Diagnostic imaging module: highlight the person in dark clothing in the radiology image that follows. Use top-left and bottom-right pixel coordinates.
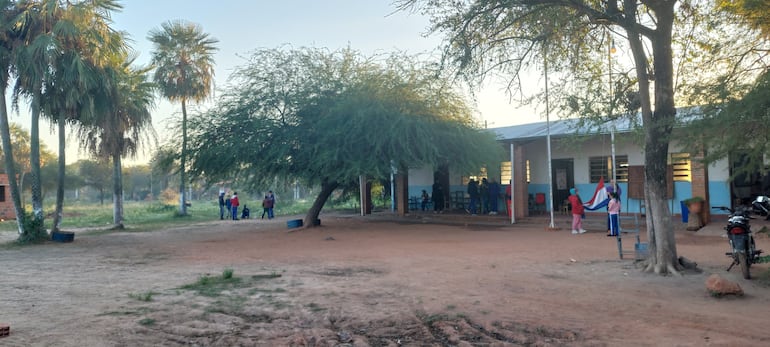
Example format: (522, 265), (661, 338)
(421, 189), (430, 211)
(467, 178), (479, 215)
(488, 179), (500, 215)
(241, 205), (250, 219)
(431, 182), (444, 213)
(261, 195), (274, 219)
(218, 190), (226, 220)
(479, 178), (489, 214)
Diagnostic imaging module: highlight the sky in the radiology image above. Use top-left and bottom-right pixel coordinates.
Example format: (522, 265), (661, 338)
(9, 0), (543, 165)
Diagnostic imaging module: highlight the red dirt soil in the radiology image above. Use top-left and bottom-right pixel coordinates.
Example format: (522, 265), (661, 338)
(1, 211), (769, 346)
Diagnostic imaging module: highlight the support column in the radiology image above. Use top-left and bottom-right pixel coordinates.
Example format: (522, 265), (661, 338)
(513, 144), (528, 219)
(396, 170), (409, 216)
(691, 149), (710, 225)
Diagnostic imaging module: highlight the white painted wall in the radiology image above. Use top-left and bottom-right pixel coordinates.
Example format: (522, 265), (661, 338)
(409, 167), (434, 186)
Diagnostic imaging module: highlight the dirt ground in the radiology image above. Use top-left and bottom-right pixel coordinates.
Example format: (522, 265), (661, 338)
(1, 211), (769, 346)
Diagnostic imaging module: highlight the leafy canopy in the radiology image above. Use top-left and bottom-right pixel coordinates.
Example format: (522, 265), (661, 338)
(186, 47), (502, 190)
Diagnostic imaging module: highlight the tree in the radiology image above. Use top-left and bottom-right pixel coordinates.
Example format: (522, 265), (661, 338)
(148, 20), (217, 216)
(77, 159), (111, 205)
(679, 2), (770, 174)
(717, 0), (770, 38)
(79, 56), (156, 229)
(186, 47), (503, 227)
(0, 124), (31, 197)
(398, 0), (769, 274)
(8, 0), (62, 234)
(0, 0), (25, 235)
(42, 0), (125, 232)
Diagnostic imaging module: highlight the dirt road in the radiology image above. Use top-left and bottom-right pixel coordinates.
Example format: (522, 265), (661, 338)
(1, 213), (768, 346)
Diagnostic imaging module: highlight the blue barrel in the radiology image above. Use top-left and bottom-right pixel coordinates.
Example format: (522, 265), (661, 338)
(680, 201), (689, 223)
(51, 231), (74, 243)
(287, 219), (303, 229)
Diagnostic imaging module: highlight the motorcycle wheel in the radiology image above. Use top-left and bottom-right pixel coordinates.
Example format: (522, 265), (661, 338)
(738, 253), (751, 279)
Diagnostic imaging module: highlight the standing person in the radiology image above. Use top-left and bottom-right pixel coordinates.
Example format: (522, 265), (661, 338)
(267, 190), (276, 219)
(218, 190), (226, 220)
(261, 195), (272, 219)
(431, 182), (444, 213)
(421, 189), (430, 211)
(479, 178), (489, 214)
(568, 188), (586, 234)
(488, 179), (500, 215)
(607, 192), (621, 236)
(606, 180), (622, 233)
(230, 192), (240, 220)
(505, 180), (512, 217)
(225, 195), (232, 216)
(467, 178), (479, 215)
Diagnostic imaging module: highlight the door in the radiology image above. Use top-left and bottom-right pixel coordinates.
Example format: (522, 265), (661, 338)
(552, 159), (574, 211)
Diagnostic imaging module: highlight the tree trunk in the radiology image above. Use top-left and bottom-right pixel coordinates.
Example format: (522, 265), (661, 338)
(304, 181), (338, 228)
(52, 114), (66, 232)
(634, 1), (680, 275)
(0, 83), (26, 234)
(179, 98), (188, 215)
(112, 153), (124, 229)
(30, 89), (44, 227)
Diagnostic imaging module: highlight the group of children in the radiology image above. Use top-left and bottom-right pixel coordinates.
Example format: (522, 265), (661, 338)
(218, 190), (276, 220)
(568, 186), (621, 236)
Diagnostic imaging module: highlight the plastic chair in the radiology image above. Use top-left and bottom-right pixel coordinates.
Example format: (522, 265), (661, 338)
(535, 193), (546, 214)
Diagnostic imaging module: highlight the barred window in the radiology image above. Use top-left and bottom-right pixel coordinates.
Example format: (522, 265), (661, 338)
(669, 153), (691, 182)
(500, 160), (530, 184)
(589, 155), (629, 183)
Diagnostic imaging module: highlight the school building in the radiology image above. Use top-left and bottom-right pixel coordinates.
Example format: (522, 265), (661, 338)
(405, 115), (741, 224)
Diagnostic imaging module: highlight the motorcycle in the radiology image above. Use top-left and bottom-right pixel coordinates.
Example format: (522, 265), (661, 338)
(751, 195), (770, 219)
(713, 206), (763, 279)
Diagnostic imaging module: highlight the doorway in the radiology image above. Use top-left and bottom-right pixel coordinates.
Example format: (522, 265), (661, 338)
(552, 159), (574, 211)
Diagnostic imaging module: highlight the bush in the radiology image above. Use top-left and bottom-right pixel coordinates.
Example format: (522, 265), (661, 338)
(16, 212), (48, 244)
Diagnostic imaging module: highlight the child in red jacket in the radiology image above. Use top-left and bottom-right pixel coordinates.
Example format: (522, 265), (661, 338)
(568, 188), (586, 234)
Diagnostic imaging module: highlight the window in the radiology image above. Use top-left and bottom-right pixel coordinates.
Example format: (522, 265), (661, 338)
(500, 161), (511, 184)
(500, 160), (530, 184)
(0, 185), (4, 202)
(589, 155), (629, 183)
(669, 153), (691, 182)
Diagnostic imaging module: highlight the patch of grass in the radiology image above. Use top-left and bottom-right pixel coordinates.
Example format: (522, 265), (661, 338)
(207, 295), (249, 315)
(180, 270), (282, 297)
(181, 273), (243, 297)
(307, 302), (326, 312)
(446, 304), (457, 310)
(138, 318), (156, 326)
(128, 291), (158, 302)
(97, 307), (154, 316)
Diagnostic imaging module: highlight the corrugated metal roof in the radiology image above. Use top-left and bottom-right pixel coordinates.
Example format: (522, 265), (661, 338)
(488, 107), (701, 141)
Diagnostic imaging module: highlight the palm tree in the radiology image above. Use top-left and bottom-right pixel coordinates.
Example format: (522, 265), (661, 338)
(148, 20), (217, 215)
(41, 0), (125, 232)
(0, 0), (26, 235)
(10, 0), (61, 229)
(79, 55), (156, 228)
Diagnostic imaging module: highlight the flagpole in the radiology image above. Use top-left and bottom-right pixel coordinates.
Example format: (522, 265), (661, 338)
(609, 34), (617, 192)
(510, 142), (515, 224)
(544, 41), (555, 229)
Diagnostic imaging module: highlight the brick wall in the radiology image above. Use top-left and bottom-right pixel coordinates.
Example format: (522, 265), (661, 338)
(514, 144), (528, 219)
(0, 174), (14, 220)
(690, 149), (710, 224)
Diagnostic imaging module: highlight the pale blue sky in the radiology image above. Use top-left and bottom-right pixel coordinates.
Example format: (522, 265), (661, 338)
(12, 1), (541, 164)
